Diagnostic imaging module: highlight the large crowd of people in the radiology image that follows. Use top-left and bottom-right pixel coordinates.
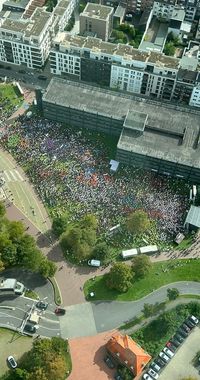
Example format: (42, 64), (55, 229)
(1, 115), (190, 243)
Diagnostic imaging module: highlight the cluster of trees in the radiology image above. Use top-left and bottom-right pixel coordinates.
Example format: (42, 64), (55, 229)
(0, 202), (56, 277)
(126, 210), (150, 235)
(3, 337), (71, 380)
(112, 23), (143, 48)
(106, 254), (152, 293)
(45, 0), (57, 12)
(164, 32), (181, 56)
(65, 13), (75, 32)
(55, 214), (112, 263)
(132, 302), (200, 356)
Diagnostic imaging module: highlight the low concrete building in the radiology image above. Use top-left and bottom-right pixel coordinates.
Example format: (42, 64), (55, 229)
(42, 78), (200, 182)
(79, 3), (114, 41)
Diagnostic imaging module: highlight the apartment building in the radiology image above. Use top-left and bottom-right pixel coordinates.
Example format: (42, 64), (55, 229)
(53, 0), (78, 32)
(79, 3), (114, 41)
(0, 8), (54, 68)
(153, 0), (198, 21)
(50, 32), (198, 103)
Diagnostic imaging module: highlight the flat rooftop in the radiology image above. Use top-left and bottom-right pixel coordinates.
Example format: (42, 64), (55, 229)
(43, 78), (200, 168)
(0, 8), (52, 37)
(53, 32), (179, 69)
(80, 3), (113, 20)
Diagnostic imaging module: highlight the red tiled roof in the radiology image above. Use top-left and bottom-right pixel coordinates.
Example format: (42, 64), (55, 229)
(106, 334), (151, 376)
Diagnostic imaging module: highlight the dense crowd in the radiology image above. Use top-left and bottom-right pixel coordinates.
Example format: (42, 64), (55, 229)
(1, 116), (190, 242)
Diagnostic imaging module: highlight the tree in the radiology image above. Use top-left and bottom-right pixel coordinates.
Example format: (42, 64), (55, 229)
(0, 201), (6, 217)
(8, 220), (25, 242)
(92, 242), (111, 263)
(0, 259), (4, 272)
(106, 263), (133, 293)
(1, 241), (17, 266)
(39, 258), (57, 278)
(52, 215), (68, 237)
(164, 42), (175, 56)
(126, 210), (150, 235)
(167, 288), (180, 301)
(80, 214), (98, 230)
(132, 254), (152, 278)
(142, 303), (155, 317)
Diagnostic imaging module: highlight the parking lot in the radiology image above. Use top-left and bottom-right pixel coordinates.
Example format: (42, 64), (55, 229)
(159, 326), (200, 380)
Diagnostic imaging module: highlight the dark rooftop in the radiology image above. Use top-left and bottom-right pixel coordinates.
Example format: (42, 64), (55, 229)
(43, 78), (200, 169)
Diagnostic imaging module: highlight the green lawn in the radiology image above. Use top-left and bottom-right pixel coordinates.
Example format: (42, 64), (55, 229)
(84, 259), (200, 301)
(0, 328), (32, 377)
(0, 83), (23, 114)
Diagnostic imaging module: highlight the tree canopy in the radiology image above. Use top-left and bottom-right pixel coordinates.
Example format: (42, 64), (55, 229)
(132, 254), (152, 278)
(52, 215), (69, 237)
(167, 287), (180, 301)
(3, 337), (71, 380)
(106, 262), (133, 293)
(126, 210), (150, 235)
(0, 202), (56, 277)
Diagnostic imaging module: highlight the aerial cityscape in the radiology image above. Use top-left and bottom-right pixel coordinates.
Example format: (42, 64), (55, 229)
(0, 0), (200, 379)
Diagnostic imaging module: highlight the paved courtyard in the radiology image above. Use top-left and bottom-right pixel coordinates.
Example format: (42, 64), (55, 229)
(68, 330), (118, 380)
(159, 326), (200, 380)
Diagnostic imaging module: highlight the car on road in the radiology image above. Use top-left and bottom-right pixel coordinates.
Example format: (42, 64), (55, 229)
(24, 322), (36, 334)
(55, 307), (66, 316)
(189, 315), (199, 325)
(143, 374), (153, 380)
(150, 361), (161, 373)
(147, 368), (159, 379)
(159, 351), (170, 363)
(163, 347), (174, 358)
(38, 75), (47, 80)
(36, 301), (48, 310)
(155, 357), (166, 368)
(104, 356), (115, 369)
(7, 356), (17, 369)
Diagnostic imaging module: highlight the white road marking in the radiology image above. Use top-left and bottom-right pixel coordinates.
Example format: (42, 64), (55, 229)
(14, 169), (24, 181)
(3, 171), (11, 181)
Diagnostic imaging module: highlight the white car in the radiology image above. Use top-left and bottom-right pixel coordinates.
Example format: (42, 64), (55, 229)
(143, 374), (153, 380)
(7, 356), (17, 369)
(148, 368), (159, 379)
(159, 351), (170, 362)
(163, 347), (174, 358)
(190, 315), (199, 325)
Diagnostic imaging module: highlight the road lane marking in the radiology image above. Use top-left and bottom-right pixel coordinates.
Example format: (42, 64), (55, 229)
(14, 169), (24, 181)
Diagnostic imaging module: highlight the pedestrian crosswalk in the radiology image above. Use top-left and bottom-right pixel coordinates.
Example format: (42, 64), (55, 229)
(1, 169), (24, 182)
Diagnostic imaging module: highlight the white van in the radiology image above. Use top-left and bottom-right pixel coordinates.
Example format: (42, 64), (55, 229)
(139, 245), (158, 255)
(121, 249), (138, 260)
(88, 259), (101, 267)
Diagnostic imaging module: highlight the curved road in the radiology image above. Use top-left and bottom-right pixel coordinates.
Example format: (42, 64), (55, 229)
(59, 281), (200, 338)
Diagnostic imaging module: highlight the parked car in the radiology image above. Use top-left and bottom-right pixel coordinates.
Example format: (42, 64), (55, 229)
(174, 334), (184, 343)
(148, 368), (159, 379)
(7, 356), (17, 369)
(159, 352), (170, 363)
(36, 301), (48, 310)
(189, 315), (199, 325)
(166, 342), (177, 352)
(24, 323), (36, 334)
(178, 328), (188, 338)
(170, 338), (181, 347)
(55, 307), (66, 316)
(181, 323), (191, 333)
(155, 357), (166, 368)
(143, 374), (153, 380)
(150, 361), (161, 373)
(104, 356), (115, 369)
(185, 319), (195, 328)
(163, 347), (174, 358)
(19, 70), (26, 74)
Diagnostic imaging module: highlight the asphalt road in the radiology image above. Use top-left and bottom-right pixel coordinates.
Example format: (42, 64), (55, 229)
(60, 281), (200, 338)
(0, 270), (61, 337)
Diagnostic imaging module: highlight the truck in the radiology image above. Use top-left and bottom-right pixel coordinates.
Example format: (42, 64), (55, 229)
(121, 248), (138, 260)
(0, 278), (25, 295)
(139, 245), (158, 255)
(88, 259), (101, 267)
